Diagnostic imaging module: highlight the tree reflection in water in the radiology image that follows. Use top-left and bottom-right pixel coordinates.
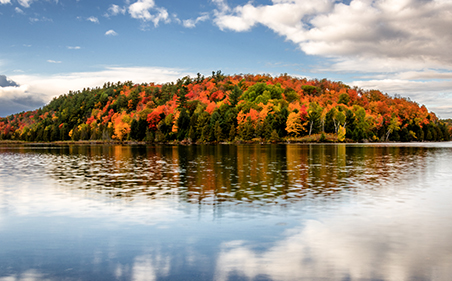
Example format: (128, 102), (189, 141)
(1, 143), (451, 281)
(21, 144), (432, 205)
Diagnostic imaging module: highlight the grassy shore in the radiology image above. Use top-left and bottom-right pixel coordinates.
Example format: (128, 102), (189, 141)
(0, 133), (359, 145)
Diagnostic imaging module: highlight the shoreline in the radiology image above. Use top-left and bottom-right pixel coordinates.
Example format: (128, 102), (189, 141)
(0, 139), (443, 146)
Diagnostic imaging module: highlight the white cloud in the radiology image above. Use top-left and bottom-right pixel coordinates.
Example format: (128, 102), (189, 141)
(396, 70), (452, 81)
(128, 0), (169, 26)
(172, 13), (181, 25)
(106, 4), (126, 16)
(105, 29), (118, 36)
(87, 16), (99, 23)
(183, 13), (209, 28)
(129, 0), (155, 19)
(0, 0), (11, 4)
(15, 7), (24, 14)
(213, 0), (452, 71)
(212, 0), (229, 13)
(214, 0), (332, 32)
(67, 46), (81, 50)
(0, 84), (46, 116)
(18, 0), (33, 8)
(47, 59), (61, 63)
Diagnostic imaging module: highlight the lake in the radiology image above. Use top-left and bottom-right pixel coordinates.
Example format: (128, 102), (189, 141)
(1, 143), (452, 281)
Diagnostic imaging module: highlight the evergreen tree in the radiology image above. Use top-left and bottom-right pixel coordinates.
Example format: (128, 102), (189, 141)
(130, 119), (139, 140)
(137, 118), (148, 141)
(214, 120), (223, 141)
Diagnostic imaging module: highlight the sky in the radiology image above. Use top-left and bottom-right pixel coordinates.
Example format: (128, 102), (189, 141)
(1, 0), (452, 118)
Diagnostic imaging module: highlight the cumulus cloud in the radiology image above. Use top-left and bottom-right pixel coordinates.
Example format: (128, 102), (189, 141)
(67, 46), (81, 50)
(0, 66), (191, 116)
(183, 13), (209, 28)
(87, 16), (99, 23)
(0, 0), (11, 4)
(0, 91), (46, 117)
(128, 0), (169, 26)
(0, 75), (19, 87)
(105, 29), (118, 36)
(47, 59), (61, 63)
(0, 76), (46, 116)
(106, 4), (126, 16)
(0, 77), (35, 117)
(129, 0), (155, 19)
(104, 0), (170, 27)
(15, 7), (24, 14)
(213, 0), (452, 71)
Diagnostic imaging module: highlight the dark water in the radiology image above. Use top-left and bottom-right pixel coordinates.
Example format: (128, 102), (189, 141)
(1, 143), (452, 281)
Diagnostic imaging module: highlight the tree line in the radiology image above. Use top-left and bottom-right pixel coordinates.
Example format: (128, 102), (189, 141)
(0, 71), (450, 143)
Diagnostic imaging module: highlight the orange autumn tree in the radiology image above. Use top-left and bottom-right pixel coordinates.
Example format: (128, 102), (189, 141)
(111, 111), (131, 141)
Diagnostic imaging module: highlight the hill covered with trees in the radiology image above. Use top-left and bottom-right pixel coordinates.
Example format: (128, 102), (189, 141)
(0, 72), (450, 143)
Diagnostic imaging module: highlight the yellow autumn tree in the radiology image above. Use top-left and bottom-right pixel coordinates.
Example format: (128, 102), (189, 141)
(286, 112), (304, 137)
(338, 125), (346, 142)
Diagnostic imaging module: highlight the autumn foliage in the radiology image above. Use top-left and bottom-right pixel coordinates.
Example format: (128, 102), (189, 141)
(0, 71), (450, 143)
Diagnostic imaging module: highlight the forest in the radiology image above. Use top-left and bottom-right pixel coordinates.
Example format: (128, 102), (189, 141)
(0, 72), (450, 143)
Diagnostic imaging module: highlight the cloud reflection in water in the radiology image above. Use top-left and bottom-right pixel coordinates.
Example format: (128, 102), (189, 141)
(215, 174), (452, 281)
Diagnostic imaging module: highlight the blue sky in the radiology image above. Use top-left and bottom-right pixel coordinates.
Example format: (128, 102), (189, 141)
(1, 0), (452, 118)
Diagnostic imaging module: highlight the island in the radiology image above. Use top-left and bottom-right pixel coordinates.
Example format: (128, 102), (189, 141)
(0, 72), (450, 143)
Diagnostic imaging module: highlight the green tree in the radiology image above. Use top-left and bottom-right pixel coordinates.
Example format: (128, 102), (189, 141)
(229, 86), (242, 107)
(130, 119), (139, 140)
(307, 102), (322, 135)
(214, 120), (223, 141)
(196, 112), (210, 140)
(269, 129), (280, 142)
(137, 118), (148, 140)
(241, 83), (282, 105)
(177, 108), (190, 140)
(201, 123), (211, 142)
(50, 124), (59, 141)
(338, 93), (350, 105)
(228, 125), (236, 141)
(239, 118), (255, 140)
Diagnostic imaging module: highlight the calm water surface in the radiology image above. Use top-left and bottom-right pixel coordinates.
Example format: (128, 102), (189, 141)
(1, 143), (452, 281)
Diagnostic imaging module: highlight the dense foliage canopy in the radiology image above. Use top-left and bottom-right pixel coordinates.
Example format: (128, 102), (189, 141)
(0, 72), (450, 143)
